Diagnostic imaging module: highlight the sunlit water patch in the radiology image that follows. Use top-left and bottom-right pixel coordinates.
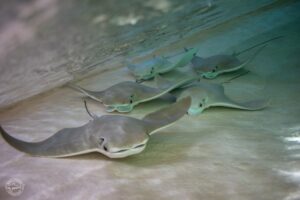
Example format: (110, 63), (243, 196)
(277, 126), (300, 200)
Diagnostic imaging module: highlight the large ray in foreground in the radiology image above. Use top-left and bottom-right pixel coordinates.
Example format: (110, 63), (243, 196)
(1, 97), (191, 159)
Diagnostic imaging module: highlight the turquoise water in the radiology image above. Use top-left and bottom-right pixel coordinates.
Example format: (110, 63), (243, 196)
(0, 1), (300, 199)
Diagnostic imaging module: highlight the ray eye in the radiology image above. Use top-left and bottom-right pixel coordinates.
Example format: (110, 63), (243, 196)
(199, 103), (203, 107)
(99, 138), (105, 146)
(129, 94), (134, 104)
(103, 145), (108, 152)
(212, 69), (216, 73)
(150, 67), (154, 74)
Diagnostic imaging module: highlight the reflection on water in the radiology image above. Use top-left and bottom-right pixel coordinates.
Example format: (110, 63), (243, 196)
(279, 128), (300, 200)
(0, 0), (300, 200)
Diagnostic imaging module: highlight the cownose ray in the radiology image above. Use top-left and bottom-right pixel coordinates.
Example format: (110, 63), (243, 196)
(126, 56), (172, 82)
(127, 47), (198, 82)
(67, 78), (192, 113)
(0, 97), (191, 159)
(191, 36), (283, 79)
(155, 75), (268, 116)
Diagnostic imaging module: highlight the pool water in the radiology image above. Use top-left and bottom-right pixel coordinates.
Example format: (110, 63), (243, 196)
(0, 1), (299, 199)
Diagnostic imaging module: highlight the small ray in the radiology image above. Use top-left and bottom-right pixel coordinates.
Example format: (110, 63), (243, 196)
(178, 82), (268, 115)
(68, 77), (193, 113)
(127, 48), (198, 82)
(155, 75), (268, 115)
(191, 45), (266, 79)
(191, 36), (282, 79)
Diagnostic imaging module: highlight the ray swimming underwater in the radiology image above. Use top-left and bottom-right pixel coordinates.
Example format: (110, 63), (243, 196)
(178, 82), (268, 115)
(0, 97), (191, 159)
(155, 75), (268, 115)
(191, 36), (283, 79)
(127, 47), (198, 82)
(68, 77), (193, 113)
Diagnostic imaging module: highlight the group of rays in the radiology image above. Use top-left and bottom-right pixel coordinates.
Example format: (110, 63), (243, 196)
(1, 36), (281, 158)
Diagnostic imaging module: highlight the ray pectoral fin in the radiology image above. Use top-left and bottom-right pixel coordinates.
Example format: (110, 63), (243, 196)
(236, 98), (269, 110)
(154, 75), (177, 101)
(191, 55), (204, 70)
(162, 48), (194, 71)
(154, 75), (173, 90)
(0, 125), (96, 157)
(159, 93), (177, 102)
(213, 98), (269, 111)
(173, 47), (198, 68)
(156, 60), (173, 74)
(142, 97), (191, 135)
(138, 76), (196, 104)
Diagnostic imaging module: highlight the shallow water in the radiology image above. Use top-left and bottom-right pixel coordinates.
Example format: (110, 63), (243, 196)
(0, 1), (300, 200)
